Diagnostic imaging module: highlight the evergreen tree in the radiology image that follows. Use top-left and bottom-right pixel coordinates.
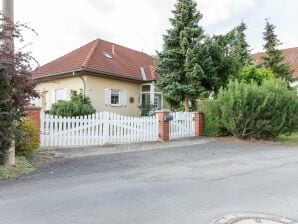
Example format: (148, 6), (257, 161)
(155, 0), (204, 111)
(233, 22), (252, 67)
(262, 19), (293, 80)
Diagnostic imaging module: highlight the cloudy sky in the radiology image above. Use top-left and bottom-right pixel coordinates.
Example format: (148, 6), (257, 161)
(2, 0), (298, 65)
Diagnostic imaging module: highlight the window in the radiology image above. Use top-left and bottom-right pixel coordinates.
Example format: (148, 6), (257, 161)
(154, 96), (159, 110)
(102, 52), (113, 59)
(105, 89), (127, 107)
(55, 89), (67, 102)
(111, 90), (120, 105)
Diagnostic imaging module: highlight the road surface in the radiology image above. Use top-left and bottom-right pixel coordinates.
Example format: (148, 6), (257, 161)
(1, 140), (298, 224)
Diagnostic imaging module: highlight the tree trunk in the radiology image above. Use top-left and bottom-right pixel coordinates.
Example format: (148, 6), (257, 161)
(184, 96), (190, 112)
(3, 140), (15, 166)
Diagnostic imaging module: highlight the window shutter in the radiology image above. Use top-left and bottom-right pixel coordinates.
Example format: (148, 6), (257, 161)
(122, 91), (127, 107)
(105, 88), (111, 106)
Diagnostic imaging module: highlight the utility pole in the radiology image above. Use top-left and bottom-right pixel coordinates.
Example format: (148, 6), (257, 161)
(2, 0), (15, 166)
(3, 0), (14, 49)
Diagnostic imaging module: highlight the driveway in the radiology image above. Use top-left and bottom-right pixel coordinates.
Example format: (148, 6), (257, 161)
(1, 140), (298, 224)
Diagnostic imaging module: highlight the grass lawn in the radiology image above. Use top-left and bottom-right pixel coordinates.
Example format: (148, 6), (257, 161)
(276, 132), (298, 146)
(0, 157), (35, 180)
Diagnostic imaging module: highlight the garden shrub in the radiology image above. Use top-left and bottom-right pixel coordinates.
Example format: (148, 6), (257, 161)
(198, 99), (228, 137)
(15, 118), (40, 155)
(239, 66), (275, 85)
(218, 79), (298, 140)
(50, 90), (96, 117)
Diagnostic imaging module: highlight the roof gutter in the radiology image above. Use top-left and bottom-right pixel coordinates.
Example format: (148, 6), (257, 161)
(33, 67), (157, 84)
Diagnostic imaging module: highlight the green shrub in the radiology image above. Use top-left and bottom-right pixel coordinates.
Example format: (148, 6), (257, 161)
(239, 66), (275, 85)
(50, 90), (96, 117)
(218, 79), (298, 140)
(15, 118), (40, 155)
(198, 99), (228, 137)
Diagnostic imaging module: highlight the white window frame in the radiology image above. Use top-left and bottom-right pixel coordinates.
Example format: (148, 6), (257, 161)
(55, 88), (67, 103)
(111, 89), (121, 106)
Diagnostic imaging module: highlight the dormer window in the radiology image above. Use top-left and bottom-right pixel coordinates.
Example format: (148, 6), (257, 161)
(102, 52), (113, 59)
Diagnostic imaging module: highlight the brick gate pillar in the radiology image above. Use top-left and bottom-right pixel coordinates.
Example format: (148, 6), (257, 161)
(155, 110), (171, 142)
(194, 112), (204, 137)
(26, 106), (42, 137)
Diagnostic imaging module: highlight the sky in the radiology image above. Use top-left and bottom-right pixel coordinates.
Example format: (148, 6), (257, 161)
(1, 0), (298, 65)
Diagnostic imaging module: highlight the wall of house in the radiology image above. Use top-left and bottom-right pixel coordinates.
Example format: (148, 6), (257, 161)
(35, 76), (86, 111)
(86, 75), (141, 116)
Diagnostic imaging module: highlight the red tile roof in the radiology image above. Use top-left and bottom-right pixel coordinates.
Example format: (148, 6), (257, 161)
(32, 39), (158, 81)
(252, 47), (298, 78)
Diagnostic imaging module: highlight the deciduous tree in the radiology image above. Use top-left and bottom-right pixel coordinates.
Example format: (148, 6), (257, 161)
(0, 15), (37, 165)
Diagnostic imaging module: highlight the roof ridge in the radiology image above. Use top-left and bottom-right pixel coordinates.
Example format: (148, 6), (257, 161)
(253, 46), (298, 55)
(100, 38), (151, 57)
(82, 39), (101, 68)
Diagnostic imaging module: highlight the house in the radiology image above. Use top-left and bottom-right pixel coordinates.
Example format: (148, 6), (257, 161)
(252, 47), (298, 88)
(32, 38), (165, 116)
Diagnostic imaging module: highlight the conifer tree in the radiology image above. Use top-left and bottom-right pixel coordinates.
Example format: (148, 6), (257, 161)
(155, 0), (205, 111)
(233, 22), (252, 66)
(262, 19), (293, 80)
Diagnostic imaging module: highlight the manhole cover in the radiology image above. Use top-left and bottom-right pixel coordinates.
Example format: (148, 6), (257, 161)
(212, 214), (298, 224)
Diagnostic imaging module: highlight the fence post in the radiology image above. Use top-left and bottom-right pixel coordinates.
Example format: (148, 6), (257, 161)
(194, 112), (204, 137)
(155, 110), (171, 142)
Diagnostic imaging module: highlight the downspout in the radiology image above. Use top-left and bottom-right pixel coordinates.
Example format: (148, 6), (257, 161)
(73, 71), (86, 95)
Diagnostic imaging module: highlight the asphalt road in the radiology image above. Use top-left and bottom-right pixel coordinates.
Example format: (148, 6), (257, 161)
(1, 140), (298, 224)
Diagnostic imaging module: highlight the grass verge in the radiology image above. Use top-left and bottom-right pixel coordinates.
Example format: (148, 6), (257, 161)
(0, 157), (35, 180)
(276, 132), (298, 146)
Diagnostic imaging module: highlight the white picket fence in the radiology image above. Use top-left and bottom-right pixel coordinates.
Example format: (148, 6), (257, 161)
(40, 112), (158, 147)
(40, 111), (196, 147)
(170, 112), (195, 139)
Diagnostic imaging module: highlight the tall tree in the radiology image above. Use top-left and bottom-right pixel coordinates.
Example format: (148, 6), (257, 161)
(155, 0), (205, 111)
(262, 19), (293, 80)
(233, 22), (252, 67)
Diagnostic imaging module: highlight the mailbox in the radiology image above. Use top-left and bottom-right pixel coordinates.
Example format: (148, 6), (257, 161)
(164, 114), (173, 121)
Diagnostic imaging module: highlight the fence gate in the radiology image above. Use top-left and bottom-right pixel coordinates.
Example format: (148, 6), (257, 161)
(170, 112), (195, 139)
(40, 112), (158, 147)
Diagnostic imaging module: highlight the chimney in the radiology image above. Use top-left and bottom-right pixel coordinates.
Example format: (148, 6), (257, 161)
(112, 44), (116, 55)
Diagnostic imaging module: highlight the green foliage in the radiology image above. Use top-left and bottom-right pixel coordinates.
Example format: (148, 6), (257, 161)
(139, 96), (154, 116)
(231, 22), (252, 66)
(262, 20), (293, 80)
(218, 79), (298, 140)
(155, 0), (205, 111)
(0, 17), (38, 164)
(50, 90), (96, 117)
(15, 118), (40, 156)
(185, 22), (251, 97)
(239, 66), (275, 85)
(198, 100), (228, 137)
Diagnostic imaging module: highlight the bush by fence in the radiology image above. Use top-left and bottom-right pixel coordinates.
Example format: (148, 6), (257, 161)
(198, 100), (227, 137)
(218, 79), (298, 139)
(15, 118), (40, 155)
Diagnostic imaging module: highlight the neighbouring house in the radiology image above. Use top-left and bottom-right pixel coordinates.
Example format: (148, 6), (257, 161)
(31, 38), (166, 116)
(253, 47), (298, 88)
